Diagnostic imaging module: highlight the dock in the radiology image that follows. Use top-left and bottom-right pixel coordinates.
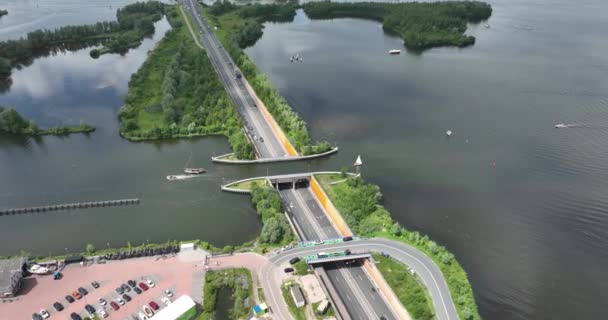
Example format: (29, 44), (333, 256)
(0, 198), (140, 216)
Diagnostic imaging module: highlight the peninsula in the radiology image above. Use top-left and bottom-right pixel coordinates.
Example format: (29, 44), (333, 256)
(0, 106), (94, 136)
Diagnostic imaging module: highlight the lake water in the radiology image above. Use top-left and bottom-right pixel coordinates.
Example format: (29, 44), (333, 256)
(244, 1), (608, 319)
(1, 0), (607, 319)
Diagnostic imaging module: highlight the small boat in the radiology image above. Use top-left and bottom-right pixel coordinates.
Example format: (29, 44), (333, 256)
(28, 264), (50, 275)
(484, 24), (490, 28)
(555, 123), (568, 128)
(446, 130), (453, 137)
(184, 168), (206, 174)
(389, 49), (401, 54)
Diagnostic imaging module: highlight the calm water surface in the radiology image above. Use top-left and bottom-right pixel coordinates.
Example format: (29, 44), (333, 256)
(244, 1), (608, 319)
(1, 0), (607, 319)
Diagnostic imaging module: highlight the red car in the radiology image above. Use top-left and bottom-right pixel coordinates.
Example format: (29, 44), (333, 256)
(72, 291), (82, 300)
(139, 282), (149, 291)
(149, 301), (159, 310)
(109, 301), (120, 311)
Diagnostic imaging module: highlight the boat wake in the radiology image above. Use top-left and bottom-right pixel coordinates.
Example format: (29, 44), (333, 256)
(166, 174), (200, 181)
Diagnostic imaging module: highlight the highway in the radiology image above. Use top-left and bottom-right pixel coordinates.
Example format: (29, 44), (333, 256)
(280, 187), (397, 320)
(182, 0), (286, 159)
(270, 238), (459, 320)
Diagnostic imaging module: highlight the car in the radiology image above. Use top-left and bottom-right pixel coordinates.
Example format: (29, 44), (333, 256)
(161, 296), (171, 305)
(121, 283), (131, 292)
(78, 287), (88, 296)
(259, 137), (264, 142)
(128, 280), (137, 287)
(110, 301), (120, 311)
(343, 236), (353, 242)
(65, 295), (75, 303)
(149, 301), (160, 310)
(71, 291), (82, 300)
(98, 309), (108, 318)
(53, 302), (64, 311)
(133, 286), (142, 294)
(289, 257), (301, 264)
(40, 309), (50, 319)
(116, 286), (124, 294)
(116, 297), (126, 305)
(139, 282), (149, 291)
(85, 304), (96, 315)
(91, 281), (100, 289)
(142, 305), (154, 317)
(122, 293), (132, 302)
(146, 279), (155, 288)
(32, 313), (43, 320)
(345, 249), (352, 255)
(314, 240), (324, 245)
(98, 297), (107, 306)
(164, 289), (173, 298)
(70, 312), (82, 320)
(284, 267), (294, 273)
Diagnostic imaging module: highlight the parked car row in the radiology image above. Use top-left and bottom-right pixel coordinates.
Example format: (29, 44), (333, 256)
(100, 246), (179, 261)
(32, 281), (100, 319)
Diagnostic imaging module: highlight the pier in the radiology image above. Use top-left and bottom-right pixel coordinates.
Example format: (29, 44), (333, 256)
(0, 198), (140, 216)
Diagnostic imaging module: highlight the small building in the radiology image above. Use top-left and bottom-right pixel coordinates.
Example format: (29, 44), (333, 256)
(316, 299), (329, 314)
(0, 257), (28, 299)
(290, 284), (306, 308)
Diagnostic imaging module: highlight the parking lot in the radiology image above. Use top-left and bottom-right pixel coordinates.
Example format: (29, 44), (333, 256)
(2, 253), (206, 319)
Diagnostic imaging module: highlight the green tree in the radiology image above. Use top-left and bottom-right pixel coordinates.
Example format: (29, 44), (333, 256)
(85, 243), (95, 255)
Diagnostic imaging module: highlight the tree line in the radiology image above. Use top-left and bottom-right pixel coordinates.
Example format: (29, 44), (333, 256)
(119, 6), (254, 159)
(0, 1), (165, 91)
(250, 184), (293, 245)
(302, 1), (492, 50)
(207, 1), (332, 155)
(0, 106), (94, 136)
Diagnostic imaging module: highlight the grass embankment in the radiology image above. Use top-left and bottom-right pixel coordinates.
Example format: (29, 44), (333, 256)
(119, 5), (254, 159)
(226, 178), (268, 191)
(200, 268), (253, 320)
(315, 173), (481, 320)
(302, 1), (492, 51)
(0, 106), (95, 136)
(293, 260), (309, 275)
(281, 281), (307, 320)
(201, 2), (332, 156)
(373, 253), (435, 320)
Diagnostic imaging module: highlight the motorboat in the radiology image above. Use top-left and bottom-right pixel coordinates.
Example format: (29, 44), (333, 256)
(184, 168), (206, 174)
(554, 123), (568, 128)
(484, 24), (490, 28)
(167, 175), (191, 181)
(446, 130), (453, 137)
(389, 49), (401, 54)
(28, 264), (50, 274)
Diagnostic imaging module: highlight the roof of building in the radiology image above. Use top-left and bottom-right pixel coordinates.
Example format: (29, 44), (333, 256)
(0, 257), (27, 293)
(290, 284), (305, 304)
(152, 295), (196, 320)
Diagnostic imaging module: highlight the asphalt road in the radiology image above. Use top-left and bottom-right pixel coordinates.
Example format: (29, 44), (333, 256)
(271, 239), (459, 320)
(182, 0), (285, 159)
(280, 187), (397, 320)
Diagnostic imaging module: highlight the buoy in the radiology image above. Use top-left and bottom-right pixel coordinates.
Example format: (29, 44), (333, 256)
(446, 130), (452, 137)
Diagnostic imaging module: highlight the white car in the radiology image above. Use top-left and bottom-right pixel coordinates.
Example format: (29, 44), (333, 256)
(98, 309), (108, 318)
(164, 289), (173, 297)
(116, 298), (125, 306)
(161, 296), (171, 305)
(40, 309), (50, 319)
(98, 298), (107, 306)
(146, 279), (155, 288)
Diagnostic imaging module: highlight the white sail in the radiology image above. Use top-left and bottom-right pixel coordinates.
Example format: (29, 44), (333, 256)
(354, 155), (363, 166)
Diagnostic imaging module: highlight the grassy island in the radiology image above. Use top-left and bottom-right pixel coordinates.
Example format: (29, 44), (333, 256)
(119, 5), (254, 159)
(202, 1), (332, 156)
(0, 1), (165, 91)
(302, 1), (492, 51)
(0, 106), (95, 136)
(316, 173), (481, 320)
